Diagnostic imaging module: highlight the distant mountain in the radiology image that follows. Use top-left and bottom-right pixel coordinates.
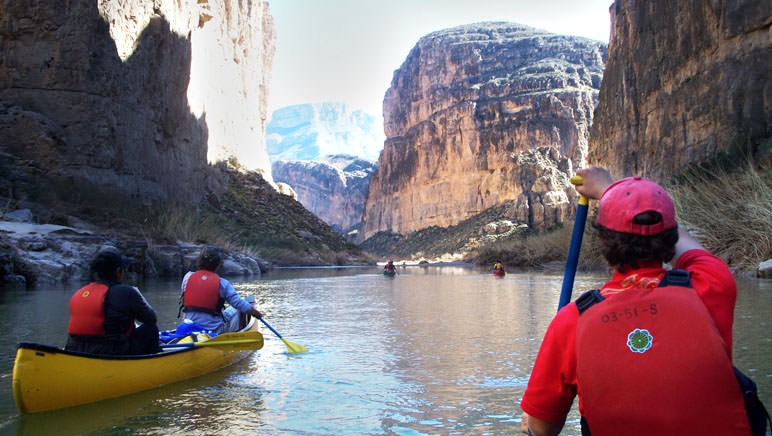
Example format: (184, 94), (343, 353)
(266, 103), (385, 162)
(272, 155), (377, 235)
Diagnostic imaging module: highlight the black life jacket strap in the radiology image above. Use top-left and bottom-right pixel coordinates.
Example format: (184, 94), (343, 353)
(576, 290), (604, 314)
(658, 268), (692, 288)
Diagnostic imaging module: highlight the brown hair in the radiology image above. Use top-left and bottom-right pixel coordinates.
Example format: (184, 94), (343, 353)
(197, 246), (223, 272)
(593, 221), (678, 271)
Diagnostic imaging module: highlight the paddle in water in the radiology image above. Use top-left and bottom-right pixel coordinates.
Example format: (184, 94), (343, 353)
(258, 318), (308, 354)
(557, 175), (588, 311)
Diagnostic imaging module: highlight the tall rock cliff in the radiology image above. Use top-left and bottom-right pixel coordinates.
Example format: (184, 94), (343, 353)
(360, 22), (606, 240)
(272, 155), (377, 234)
(590, 0), (771, 179)
(0, 0), (274, 207)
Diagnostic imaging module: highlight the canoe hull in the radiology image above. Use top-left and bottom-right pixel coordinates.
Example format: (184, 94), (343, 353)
(492, 269), (505, 277)
(12, 317), (262, 414)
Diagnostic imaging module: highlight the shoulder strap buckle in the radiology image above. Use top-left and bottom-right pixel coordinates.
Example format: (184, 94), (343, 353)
(659, 269), (692, 288)
(576, 289), (604, 314)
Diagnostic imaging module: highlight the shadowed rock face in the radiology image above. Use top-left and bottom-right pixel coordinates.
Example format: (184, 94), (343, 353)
(272, 155), (377, 234)
(361, 22), (606, 240)
(0, 1), (274, 208)
(590, 0), (772, 180)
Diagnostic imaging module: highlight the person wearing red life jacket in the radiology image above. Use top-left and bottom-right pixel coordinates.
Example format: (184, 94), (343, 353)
(66, 246), (160, 355)
(180, 246), (263, 333)
(384, 260), (396, 273)
(520, 167), (751, 436)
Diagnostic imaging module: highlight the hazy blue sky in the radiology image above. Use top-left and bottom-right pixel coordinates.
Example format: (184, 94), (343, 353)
(269, 0), (613, 118)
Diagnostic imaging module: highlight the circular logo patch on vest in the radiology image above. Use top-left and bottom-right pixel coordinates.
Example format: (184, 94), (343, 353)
(201, 275), (208, 280)
(81, 291), (90, 297)
(627, 328), (653, 353)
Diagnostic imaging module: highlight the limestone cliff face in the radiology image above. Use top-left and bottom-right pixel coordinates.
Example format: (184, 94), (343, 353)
(0, 0), (274, 207)
(590, 0), (771, 180)
(272, 155), (376, 234)
(361, 22), (606, 240)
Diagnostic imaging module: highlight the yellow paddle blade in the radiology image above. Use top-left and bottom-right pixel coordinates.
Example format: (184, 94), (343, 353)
(257, 318), (308, 353)
(282, 338), (308, 354)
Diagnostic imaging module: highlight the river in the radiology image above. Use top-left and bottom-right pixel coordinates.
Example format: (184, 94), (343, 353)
(0, 265), (769, 435)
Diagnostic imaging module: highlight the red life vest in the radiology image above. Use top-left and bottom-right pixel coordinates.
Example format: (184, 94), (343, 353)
(182, 270), (223, 314)
(576, 285), (751, 435)
(68, 282), (109, 336)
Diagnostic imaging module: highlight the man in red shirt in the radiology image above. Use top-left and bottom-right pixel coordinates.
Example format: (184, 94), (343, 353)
(519, 167), (750, 436)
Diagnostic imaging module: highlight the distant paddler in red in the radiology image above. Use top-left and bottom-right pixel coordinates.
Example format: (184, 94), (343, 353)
(492, 259), (505, 277)
(383, 260), (397, 276)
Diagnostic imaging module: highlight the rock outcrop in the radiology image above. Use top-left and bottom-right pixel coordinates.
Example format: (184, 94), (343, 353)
(360, 22), (606, 240)
(272, 155), (377, 234)
(0, 212), (266, 286)
(0, 0), (275, 208)
(589, 0), (771, 180)
(267, 103), (385, 162)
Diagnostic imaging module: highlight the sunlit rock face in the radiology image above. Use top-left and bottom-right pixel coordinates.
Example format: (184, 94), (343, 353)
(267, 103), (384, 163)
(590, 0), (772, 180)
(360, 22), (606, 240)
(0, 0), (274, 206)
(272, 155), (377, 234)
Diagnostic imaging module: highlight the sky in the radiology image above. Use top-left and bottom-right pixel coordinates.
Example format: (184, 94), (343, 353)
(268, 0), (613, 119)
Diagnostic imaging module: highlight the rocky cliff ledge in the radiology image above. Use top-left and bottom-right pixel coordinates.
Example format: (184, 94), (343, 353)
(272, 155), (376, 235)
(590, 0), (771, 179)
(360, 22), (606, 240)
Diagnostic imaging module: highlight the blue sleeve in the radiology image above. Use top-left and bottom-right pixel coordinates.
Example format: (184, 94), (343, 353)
(219, 278), (253, 313)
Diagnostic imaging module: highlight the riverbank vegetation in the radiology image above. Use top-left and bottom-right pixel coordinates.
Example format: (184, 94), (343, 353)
(476, 152), (771, 274)
(670, 152), (771, 272)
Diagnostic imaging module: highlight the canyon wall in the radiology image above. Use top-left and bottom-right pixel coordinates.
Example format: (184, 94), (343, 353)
(360, 22), (606, 240)
(0, 0), (274, 208)
(590, 0), (771, 179)
(272, 155), (376, 235)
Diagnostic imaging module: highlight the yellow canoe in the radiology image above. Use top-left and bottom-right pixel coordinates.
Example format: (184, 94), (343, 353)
(12, 317), (263, 414)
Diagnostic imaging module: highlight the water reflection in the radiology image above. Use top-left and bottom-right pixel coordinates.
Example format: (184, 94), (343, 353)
(0, 266), (769, 435)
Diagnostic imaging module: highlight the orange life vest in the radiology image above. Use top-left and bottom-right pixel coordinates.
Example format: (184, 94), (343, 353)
(68, 282), (109, 336)
(182, 270), (223, 314)
(575, 285), (751, 435)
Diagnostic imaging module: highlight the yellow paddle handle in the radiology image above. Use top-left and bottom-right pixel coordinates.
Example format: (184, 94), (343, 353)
(570, 175), (588, 206)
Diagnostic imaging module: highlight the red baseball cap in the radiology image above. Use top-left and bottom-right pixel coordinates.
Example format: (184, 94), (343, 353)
(596, 176), (677, 235)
